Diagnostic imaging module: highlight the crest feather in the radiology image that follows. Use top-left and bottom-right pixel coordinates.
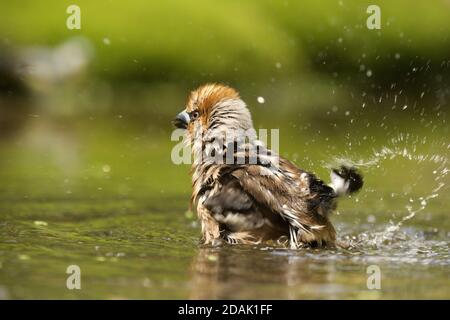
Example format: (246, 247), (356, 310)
(187, 83), (240, 114)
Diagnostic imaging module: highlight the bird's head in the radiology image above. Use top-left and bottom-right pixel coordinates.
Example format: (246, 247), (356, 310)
(173, 83), (254, 142)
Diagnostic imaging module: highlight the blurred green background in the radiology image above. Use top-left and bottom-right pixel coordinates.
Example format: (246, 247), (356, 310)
(1, 0), (450, 118)
(0, 1), (449, 299)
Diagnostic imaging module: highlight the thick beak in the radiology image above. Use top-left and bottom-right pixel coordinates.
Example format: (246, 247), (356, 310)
(172, 110), (190, 129)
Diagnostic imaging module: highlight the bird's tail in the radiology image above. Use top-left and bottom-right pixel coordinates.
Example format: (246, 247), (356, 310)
(330, 165), (364, 196)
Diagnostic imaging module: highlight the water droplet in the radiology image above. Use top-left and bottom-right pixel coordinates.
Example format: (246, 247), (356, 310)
(34, 221), (48, 227)
(207, 255), (218, 262)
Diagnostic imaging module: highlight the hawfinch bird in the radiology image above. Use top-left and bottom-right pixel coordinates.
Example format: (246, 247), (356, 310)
(173, 83), (363, 249)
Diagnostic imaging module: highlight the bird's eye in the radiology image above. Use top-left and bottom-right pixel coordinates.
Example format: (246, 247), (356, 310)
(191, 111), (200, 120)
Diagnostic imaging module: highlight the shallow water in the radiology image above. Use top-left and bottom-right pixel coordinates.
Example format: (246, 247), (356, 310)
(0, 116), (448, 299)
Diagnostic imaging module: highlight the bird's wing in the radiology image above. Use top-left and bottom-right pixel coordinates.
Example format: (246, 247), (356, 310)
(229, 160), (337, 246)
(203, 139), (335, 222)
(234, 154), (336, 228)
(200, 142), (336, 245)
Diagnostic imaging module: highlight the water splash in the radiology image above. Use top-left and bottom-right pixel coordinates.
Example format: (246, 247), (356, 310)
(331, 133), (448, 249)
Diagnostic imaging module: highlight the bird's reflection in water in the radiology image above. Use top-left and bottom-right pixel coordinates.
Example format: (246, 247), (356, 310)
(189, 245), (346, 299)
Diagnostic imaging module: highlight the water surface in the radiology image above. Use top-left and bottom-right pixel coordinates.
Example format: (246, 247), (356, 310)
(0, 116), (448, 299)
